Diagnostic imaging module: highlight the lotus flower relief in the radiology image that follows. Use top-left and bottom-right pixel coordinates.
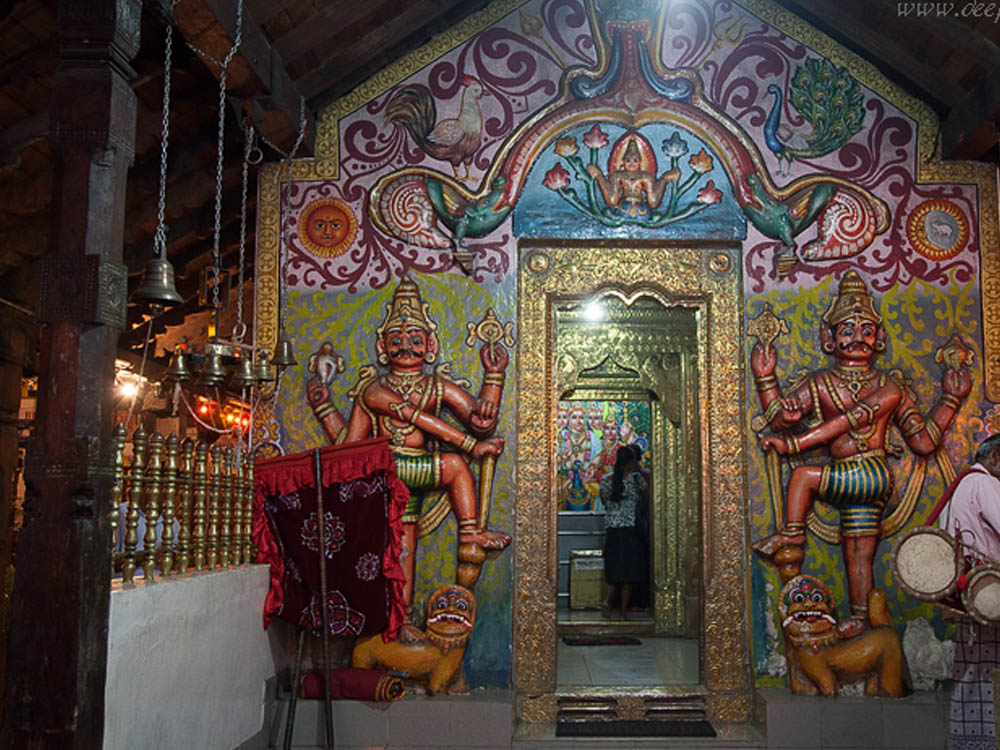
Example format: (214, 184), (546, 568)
(661, 131), (689, 159)
(689, 148), (714, 174)
(698, 180), (722, 205)
(583, 125), (609, 150)
(554, 136), (579, 158)
(543, 162), (571, 191)
(543, 126), (725, 229)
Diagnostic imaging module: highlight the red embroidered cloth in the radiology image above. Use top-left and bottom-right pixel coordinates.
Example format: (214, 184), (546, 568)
(253, 438), (408, 641)
(300, 667), (405, 702)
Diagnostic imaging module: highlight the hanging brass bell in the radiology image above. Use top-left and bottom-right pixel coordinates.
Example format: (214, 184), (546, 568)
(229, 355), (257, 390)
(163, 346), (192, 382)
(254, 350), (275, 383)
(271, 335), (298, 368)
(133, 256), (184, 307)
(197, 348), (227, 386)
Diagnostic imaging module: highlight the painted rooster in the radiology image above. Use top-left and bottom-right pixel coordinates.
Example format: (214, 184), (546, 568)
(386, 75), (485, 181)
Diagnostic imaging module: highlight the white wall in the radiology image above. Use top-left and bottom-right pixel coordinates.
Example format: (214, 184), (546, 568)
(104, 565), (275, 750)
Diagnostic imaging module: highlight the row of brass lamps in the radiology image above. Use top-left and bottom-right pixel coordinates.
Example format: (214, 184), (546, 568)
(161, 339), (298, 389)
(134, 258), (299, 390)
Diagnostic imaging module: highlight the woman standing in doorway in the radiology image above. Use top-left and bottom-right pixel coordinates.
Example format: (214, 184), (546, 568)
(601, 446), (648, 620)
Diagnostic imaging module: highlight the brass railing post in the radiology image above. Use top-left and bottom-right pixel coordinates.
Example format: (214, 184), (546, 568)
(219, 446), (233, 566)
(113, 431), (259, 579)
(142, 432), (164, 581)
(192, 441), (208, 571)
(122, 427), (147, 584)
(109, 424), (126, 569)
(244, 457), (254, 564)
(160, 434), (178, 577)
(207, 444), (222, 569)
(176, 438), (194, 574)
(229, 448), (242, 565)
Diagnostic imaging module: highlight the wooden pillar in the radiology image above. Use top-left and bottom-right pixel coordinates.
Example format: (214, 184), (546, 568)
(0, 306), (36, 705)
(1, 1), (140, 748)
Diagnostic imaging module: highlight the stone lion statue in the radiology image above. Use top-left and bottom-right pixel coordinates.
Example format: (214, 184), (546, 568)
(352, 584), (476, 695)
(779, 574), (906, 697)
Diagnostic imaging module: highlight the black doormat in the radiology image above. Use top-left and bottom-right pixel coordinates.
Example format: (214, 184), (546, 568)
(556, 719), (716, 737)
(562, 635), (642, 646)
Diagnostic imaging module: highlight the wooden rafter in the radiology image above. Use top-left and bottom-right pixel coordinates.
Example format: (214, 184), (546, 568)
(295, 0), (486, 108)
(941, 76), (1000, 160)
(875, 0), (1000, 160)
(171, 0), (317, 156)
(877, 2), (1000, 73)
(776, 0), (966, 112)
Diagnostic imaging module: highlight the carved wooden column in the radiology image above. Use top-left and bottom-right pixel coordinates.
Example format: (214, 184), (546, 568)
(0, 306), (36, 703)
(1, 1), (140, 747)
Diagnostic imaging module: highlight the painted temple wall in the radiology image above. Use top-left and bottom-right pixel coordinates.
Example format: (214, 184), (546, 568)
(256, 0), (997, 693)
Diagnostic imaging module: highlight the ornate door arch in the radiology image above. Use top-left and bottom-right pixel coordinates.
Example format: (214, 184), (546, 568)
(515, 241), (750, 724)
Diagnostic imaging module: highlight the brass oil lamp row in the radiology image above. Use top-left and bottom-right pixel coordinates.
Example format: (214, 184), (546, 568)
(162, 338), (297, 389)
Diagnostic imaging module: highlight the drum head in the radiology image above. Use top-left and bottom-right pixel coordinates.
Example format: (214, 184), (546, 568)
(963, 564), (1000, 626)
(892, 526), (959, 601)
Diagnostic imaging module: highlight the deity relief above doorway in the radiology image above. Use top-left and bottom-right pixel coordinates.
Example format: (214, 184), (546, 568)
(516, 242), (749, 724)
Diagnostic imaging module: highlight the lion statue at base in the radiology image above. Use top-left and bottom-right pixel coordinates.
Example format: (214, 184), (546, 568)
(779, 574), (906, 697)
(352, 584), (475, 695)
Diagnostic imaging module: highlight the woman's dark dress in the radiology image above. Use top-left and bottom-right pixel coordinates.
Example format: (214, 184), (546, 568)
(600, 470), (648, 584)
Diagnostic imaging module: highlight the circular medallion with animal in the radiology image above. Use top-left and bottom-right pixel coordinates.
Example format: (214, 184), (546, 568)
(298, 197), (358, 258)
(906, 199), (968, 261)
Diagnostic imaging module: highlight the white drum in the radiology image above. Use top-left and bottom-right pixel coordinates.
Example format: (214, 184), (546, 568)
(892, 526), (960, 601)
(962, 564), (1000, 626)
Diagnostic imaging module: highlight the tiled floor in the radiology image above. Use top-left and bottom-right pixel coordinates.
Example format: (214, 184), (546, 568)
(557, 635), (700, 687)
(556, 604), (699, 687)
(245, 668), (949, 749)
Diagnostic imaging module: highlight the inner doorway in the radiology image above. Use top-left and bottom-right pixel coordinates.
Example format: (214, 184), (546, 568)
(515, 242), (751, 725)
(553, 295), (701, 689)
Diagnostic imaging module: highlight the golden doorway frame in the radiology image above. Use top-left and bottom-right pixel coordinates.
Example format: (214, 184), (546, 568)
(515, 241), (751, 723)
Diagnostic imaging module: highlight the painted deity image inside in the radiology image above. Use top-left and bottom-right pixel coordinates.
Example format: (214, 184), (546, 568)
(556, 400), (650, 512)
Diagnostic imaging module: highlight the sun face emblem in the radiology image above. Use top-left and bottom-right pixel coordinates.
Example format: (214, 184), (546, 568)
(298, 197), (358, 258)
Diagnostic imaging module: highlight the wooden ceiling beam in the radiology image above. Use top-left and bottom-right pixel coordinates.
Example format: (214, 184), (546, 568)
(0, 37), (58, 88)
(776, 0), (966, 112)
(297, 0), (485, 107)
(876, 2), (1000, 73)
(171, 0), (316, 156)
(123, 184), (249, 273)
(0, 108), (48, 171)
(243, 0), (293, 31)
(941, 75), (1000, 160)
(272, 0), (411, 62)
(895, 3), (1000, 159)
